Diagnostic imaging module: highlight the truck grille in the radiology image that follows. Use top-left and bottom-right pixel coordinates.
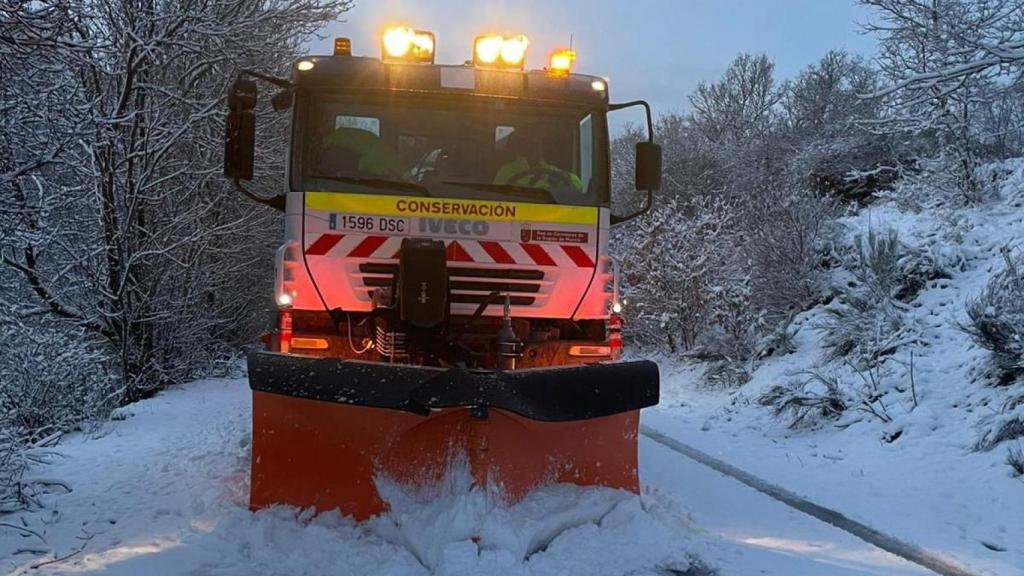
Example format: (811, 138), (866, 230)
(357, 263), (546, 307)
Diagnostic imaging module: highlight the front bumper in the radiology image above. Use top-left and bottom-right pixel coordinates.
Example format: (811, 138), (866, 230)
(247, 351), (660, 422)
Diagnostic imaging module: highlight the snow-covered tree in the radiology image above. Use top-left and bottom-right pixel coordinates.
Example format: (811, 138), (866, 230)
(690, 53), (782, 146)
(781, 51), (896, 202)
(1, 0), (350, 395)
(613, 53), (846, 384)
(0, 0), (351, 507)
(861, 0), (1024, 200)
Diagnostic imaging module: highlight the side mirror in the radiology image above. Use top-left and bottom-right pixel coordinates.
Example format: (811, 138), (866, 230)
(635, 141), (662, 192)
(224, 78), (257, 181)
(608, 100), (660, 225)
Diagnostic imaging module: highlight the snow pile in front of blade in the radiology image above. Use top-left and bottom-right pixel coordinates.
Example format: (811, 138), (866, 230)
(198, 466), (707, 576)
(370, 461), (702, 575)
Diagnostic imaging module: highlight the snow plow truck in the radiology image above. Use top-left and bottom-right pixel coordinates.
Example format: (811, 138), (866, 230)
(223, 28), (662, 520)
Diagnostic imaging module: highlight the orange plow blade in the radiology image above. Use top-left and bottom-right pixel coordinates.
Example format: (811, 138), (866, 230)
(247, 352), (659, 520)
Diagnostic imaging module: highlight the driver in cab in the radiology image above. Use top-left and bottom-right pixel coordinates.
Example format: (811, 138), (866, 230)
(319, 125), (406, 180)
(493, 132), (582, 192)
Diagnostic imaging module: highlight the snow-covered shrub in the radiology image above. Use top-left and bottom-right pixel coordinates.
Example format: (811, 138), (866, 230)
(702, 361), (749, 389)
(759, 371), (847, 427)
(0, 431), (26, 513)
(759, 322), (797, 358)
(975, 158), (1024, 204)
(844, 360), (902, 425)
(819, 228), (941, 368)
(0, 319), (118, 510)
(678, 558), (720, 576)
(613, 195), (735, 353)
(883, 153), (1019, 214)
(0, 323), (116, 439)
(900, 239), (956, 302)
(980, 417), (1024, 451)
(798, 139), (900, 204)
(1008, 443), (1024, 477)
(820, 230), (909, 366)
(742, 186), (838, 324)
(763, 355), (917, 429)
(613, 187), (768, 387)
(975, 393), (1024, 452)
(697, 282), (762, 388)
(879, 158), (978, 213)
(964, 249), (1024, 381)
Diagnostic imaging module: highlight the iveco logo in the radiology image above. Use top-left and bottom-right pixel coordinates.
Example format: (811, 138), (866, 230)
(419, 218), (490, 237)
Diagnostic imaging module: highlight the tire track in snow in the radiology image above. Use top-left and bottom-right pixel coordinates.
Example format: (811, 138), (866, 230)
(640, 425), (980, 576)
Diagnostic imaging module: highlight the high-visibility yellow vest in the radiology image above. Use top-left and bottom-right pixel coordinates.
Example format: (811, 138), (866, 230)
(494, 156), (583, 191)
(323, 128), (405, 179)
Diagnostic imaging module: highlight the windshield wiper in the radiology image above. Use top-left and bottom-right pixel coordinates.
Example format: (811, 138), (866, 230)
(314, 174), (432, 197)
(441, 181), (555, 203)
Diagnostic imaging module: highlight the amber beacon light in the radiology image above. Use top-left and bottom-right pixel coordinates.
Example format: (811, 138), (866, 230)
(549, 49), (576, 74)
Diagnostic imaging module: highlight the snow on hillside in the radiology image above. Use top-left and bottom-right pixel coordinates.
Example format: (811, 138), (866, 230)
(650, 159), (1024, 576)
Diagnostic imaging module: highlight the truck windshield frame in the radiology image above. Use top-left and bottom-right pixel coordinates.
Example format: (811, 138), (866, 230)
(289, 90), (610, 207)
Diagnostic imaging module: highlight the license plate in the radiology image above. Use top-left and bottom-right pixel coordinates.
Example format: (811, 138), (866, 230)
(330, 214), (409, 234)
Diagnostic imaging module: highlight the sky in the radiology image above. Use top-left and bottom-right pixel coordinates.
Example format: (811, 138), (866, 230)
(309, 0), (879, 129)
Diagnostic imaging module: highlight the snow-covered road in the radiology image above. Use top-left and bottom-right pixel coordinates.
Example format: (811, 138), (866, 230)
(0, 377), (974, 575)
(639, 435), (932, 576)
(641, 428), (965, 576)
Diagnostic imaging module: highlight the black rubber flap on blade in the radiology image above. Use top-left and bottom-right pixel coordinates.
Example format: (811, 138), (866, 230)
(247, 352), (659, 422)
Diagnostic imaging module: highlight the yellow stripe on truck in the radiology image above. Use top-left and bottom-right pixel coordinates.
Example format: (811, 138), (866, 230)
(305, 192), (598, 225)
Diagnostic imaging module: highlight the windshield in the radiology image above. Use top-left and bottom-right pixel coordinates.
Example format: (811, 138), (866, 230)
(292, 93), (608, 206)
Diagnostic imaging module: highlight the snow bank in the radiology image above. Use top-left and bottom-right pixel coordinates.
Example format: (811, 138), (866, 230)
(649, 159), (1024, 576)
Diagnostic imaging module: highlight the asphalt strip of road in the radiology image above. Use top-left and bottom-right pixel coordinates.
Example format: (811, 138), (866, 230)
(639, 425), (980, 576)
